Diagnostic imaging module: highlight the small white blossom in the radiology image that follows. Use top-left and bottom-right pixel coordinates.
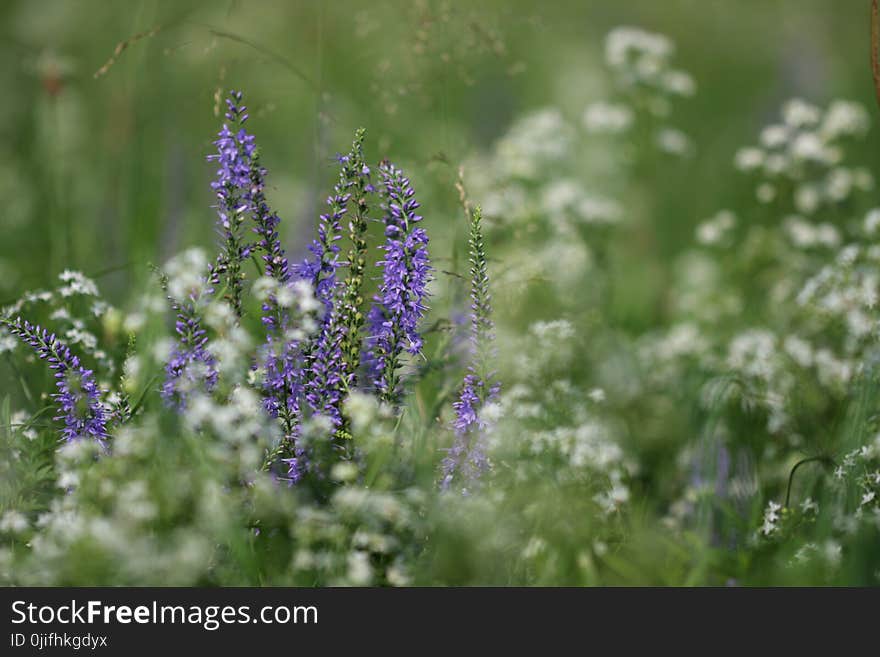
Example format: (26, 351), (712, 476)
(582, 101), (633, 134)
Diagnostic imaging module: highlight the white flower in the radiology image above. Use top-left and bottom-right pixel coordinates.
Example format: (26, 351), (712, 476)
(761, 500), (783, 536)
(291, 279), (320, 315)
(595, 481), (630, 514)
(784, 216), (839, 249)
(784, 335), (813, 368)
(791, 132), (828, 163)
(204, 300), (236, 332)
(764, 152), (788, 175)
(696, 210), (736, 246)
(727, 329), (778, 382)
(331, 462), (359, 483)
(794, 185), (820, 215)
(864, 209), (880, 236)
(800, 498), (819, 514)
(822, 541), (842, 567)
(662, 69), (696, 96)
(760, 124), (790, 149)
(813, 349), (852, 388)
(0, 333), (17, 354)
(57, 471), (80, 490)
(734, 147), (764, 172)
(496, 109), (572, 179)
(529, 319), (575, 343)
(344, 391), (378, 433)
(825, 168), (854, 202)
(782, 98), (821, 128)
(0, 510), (29, 534)
(522, 536), (547, 559)
(820, 100), (869, 140)
(252, 276), (277, 303)
(541, 179), (584, 218)
(58, 270), (99, 297)
(656, 128), (692, 156)
(151, 337), (175, 365)
(577, 195), (621, 226)
(348, 551), (373, 586)
(123, 312), (146, 333)
(605, 26), (673, 70)
(756, 183), (776, 204)
(582, 101), (633, 134)
(164, 248), (209, 303)
(65, 328), (98, 350)
(481, 401), (504, 424)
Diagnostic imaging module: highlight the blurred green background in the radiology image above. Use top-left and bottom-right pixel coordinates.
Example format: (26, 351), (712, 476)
(0, 0), (877, 310)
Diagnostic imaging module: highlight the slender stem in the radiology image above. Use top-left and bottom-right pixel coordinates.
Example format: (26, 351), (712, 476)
(784, 455), (835, 508)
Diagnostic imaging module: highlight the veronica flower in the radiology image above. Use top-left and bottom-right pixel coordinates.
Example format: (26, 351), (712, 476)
(161, 299), (218, 409)
(258, 332), (305, 482)
(158, 254), (218, 408)
(440, 206), (501, 491)
(336, 129), (374, 387)
(1, 317), (107, 443)
(297, 201), (345, 432)
(206, 90), (256, 317)
(242, 132), (305, 481)
(366, 160), (431, 405)
(297, 133), (370, 438)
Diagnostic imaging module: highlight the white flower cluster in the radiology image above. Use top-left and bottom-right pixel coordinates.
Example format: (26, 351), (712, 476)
(833, 438), (880, 518)
(541, 179), (622, 231)
(584, 26), (695, 155)
(58, 270), (99, 298)
(761, 500), (783, 536)
(494, 319), (633, 517)
(695, 210), (737, 247)
(1, 271), (117, 376)
(724, 329), (794, 432)
(734, 98), (872, 213)
(796, 242), (880, 355)
(582, 101), (633, 134)
(637, 322), (709, 386)
(495, 108), (574, 181)
(290, 486), (424, 586)
(184, 386), (274, 471)
(164, 248), (211, 304)
(604, 26), (696, 101)
(251, 276), (321, 342)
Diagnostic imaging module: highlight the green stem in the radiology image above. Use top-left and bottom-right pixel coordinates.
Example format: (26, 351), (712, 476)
(784, 455), (835, 508)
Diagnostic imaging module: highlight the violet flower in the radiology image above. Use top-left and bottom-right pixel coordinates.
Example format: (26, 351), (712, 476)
(207, 90), (255, 317)
(242, 131), (307, 482)
(297, 136), (370, 437)
(336, 129), (374, 389)
(440, 206), (500, 492)
(365, 160), (431, 405)
(160, 293), (218, 408)
(1, 317), (108, 443)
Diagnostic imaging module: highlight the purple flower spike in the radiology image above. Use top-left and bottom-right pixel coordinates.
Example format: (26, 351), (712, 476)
(440, 206), (500, 492)
(297, 133), (373, 438)
(241, 120), (309, 479)
(2, 317), (108, 444)
(160, 293), (218, 409)
(207, 90), (258, 316)
(365, 160), (431, 405)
